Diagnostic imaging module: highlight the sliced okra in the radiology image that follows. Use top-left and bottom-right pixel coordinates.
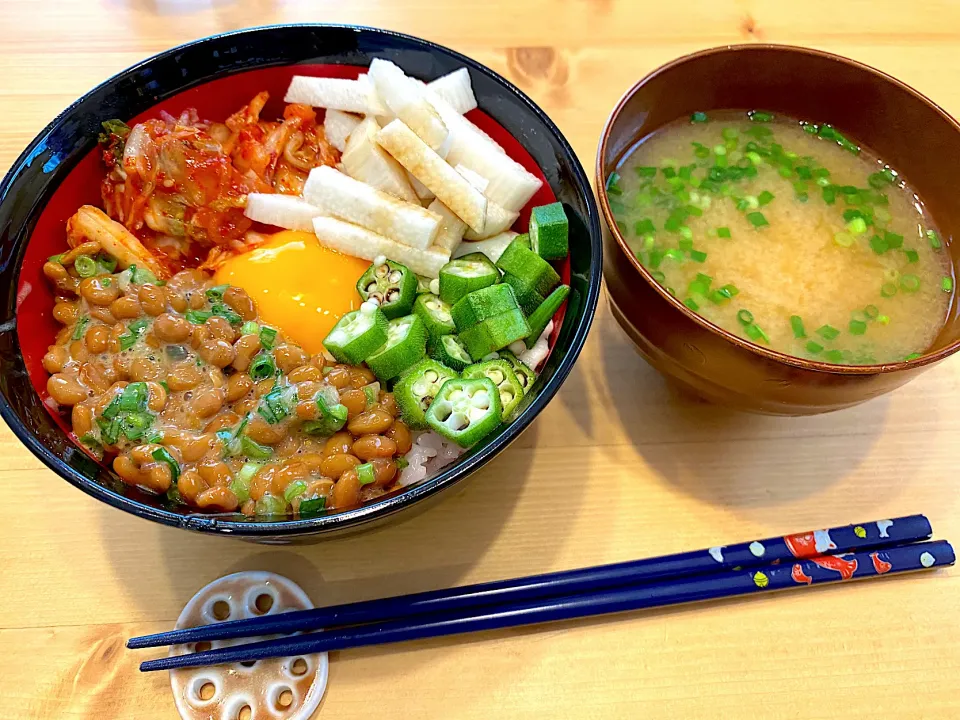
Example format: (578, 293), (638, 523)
(463, 359), (523, 420)
(429, 334), (473, 372)
(413, 293), (455, 341)
(323, 304), (389, 365)
(529, 202), (569, 261)
(498, 350), (536, 394)
(501, 272), (545, 315)
(496, 238), (561, 298)
(450, 283), (521, 332)
(393, 358), (459, 429)
(458, 309), (531, 360)
(524, 284), (570, 348)
(438, 252), (500, 305)
(425, 377), (502, 447)
(356, 259), (417, 319)
(365, 314), (429, 381)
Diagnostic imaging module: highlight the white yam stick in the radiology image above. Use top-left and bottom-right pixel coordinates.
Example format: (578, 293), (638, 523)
(244, 194), (322, 232)
(303, 165), (441, 250)
(376, 119), (487, 234)
(428, 199), (468, 254)
(313, 216), (450, 278)
(340, 117), (419, 204)
(284, 75), (387, 115)
(323, 109), (361, 153)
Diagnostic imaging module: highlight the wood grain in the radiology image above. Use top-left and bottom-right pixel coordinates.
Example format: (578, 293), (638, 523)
(2, 1), (960, 717)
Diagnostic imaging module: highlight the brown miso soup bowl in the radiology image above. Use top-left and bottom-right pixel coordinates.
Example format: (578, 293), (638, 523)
(597, 44), (960, 415)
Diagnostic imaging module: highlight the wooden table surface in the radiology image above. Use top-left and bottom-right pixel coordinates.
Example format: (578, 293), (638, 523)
(2, 1), (960, 717)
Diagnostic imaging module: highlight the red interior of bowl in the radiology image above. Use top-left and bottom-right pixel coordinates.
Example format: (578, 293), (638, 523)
(17, 63), (566, 439)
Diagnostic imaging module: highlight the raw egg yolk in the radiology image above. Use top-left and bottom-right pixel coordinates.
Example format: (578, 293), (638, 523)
(214, 231), (369, 354)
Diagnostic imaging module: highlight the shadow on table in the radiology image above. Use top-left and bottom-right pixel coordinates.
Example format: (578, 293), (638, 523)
(102, 420), (583, 672)
(586, 306), (910, 510)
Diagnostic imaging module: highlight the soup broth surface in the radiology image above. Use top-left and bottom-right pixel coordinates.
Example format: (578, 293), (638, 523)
(608, 110), (953, 364)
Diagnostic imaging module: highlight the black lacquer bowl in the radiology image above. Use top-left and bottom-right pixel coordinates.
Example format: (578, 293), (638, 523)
(0, 25), (601, 540)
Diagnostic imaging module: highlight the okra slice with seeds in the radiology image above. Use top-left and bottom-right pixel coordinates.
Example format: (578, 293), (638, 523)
(365, 314), (429, 381)
(438, 252), (500, 305)
(394, 359), (458, 429)
(463, 359), (523, 420)
(458, 308), (531, 360)
(429, 334), (473, 371)
(498, 350), (536, 394)
(524, 284), (570, 348)
(496, 238), (561, 297)
(529, 202), (569, 261)
(356, 259), (418, 319)
(413, 293), (455, 341)
(425, 377), (502, 447)
(450, 283), (521, 332)
(322, 303), (389, 365)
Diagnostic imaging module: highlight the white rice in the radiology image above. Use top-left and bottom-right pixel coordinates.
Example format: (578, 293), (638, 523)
(398, 430), (464, 487)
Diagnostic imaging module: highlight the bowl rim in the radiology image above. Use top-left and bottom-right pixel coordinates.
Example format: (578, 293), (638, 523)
(596, 42), (960, 375)
(0, 23), (603, 537)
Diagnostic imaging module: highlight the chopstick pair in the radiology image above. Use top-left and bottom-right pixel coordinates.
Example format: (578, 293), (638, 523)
(133, 515), (950, 672)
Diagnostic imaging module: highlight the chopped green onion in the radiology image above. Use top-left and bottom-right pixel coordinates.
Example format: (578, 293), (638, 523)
(240, 435), (273, 460)
(757, 190), (775, 206)
(259, 387), (292, 424)
(185, 310), (213, 325)
(650, 269), (665, 282)
(864, 305), (880, 320)
(128, 318), (149, 336)
(691, 111), (709, 123)
(72, 315), (89, 341)
(683, 298), (700, 311)
(230, 462), (260, 504)
(790, 315), (806, 338)
(679, 226), (693, 241)
(240, 320), (259, 336)
(259, 327), (278, 350)
(900, 274), (921, 293)
(249, 353), (277, 381)
(927, 229), (942, 250)
(777, 166), (793, 179)
(48, 253), (65, 264)
(883, 231), (903, 249)
(749, 111), (773, 122)
(255, 494), (288, 516)
(880, 282), (898, 298)
(636, 166), (658, 178)
(119, 334), (137, 351)
(824, 349), (845, 363)
(119, 381), (148, 412)
(716, 227), (731, 239)
(688, 273), (712, 296)
(284, 480), (309, 502)
(745, 151), (763, 166)
(905, 352), (923, 361)
(101, 396), (122, 420)
(121, 412), (153, 441)
(744, 323), (769, 343)
(357, 463), (376, 485)
(663, 249), (685, 262)
(869, 235), (888, 254)
(689, 249), (708, 263)
(678, 237), (693, 252)
(205, 284), (229, 301)
(822, 186), (837, 204)
(805, 341), (823, 354)
(737, 309), (754, 325)
(151, 447), (180, 483)
(849, 319), (868, 335)
(605, 172), (622, 195)
(634, 218), (655, 236)
(905, 249), (919, 263)
(211, 302), (243, 325)
(942, 276), (954, 293)
(129, 265), (164, 286)
(833, 232), (854, 248)
(74, 255), (97, 277)
(299, 496), (326, 517)
(746, 212), (768, 228)
(847, 217), (868, 235)
(713, 144), (727, 157)
(97, 254), (118, 273)
(816, 324), (840, 341)
(877, 314), (890, 325)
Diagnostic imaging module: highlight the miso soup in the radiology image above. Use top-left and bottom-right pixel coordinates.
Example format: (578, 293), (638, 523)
(606, 110), (953, 365)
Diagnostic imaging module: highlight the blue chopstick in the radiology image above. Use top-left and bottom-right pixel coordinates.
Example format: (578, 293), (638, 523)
(140, 539), (953, 672)
(129, 515), (931, 650)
